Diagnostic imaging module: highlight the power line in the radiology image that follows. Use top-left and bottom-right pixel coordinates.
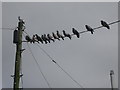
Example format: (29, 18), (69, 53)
(23, 20), (120, 44)
(0, 27), (16, 31)
(26, 42), (52, 88)
(71, 20), (120, 36)
(21, 19), (119, 88)
(36, 43), (85, 89)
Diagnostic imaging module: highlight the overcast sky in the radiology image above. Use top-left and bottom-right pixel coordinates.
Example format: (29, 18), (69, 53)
(2, 2), (118, 88)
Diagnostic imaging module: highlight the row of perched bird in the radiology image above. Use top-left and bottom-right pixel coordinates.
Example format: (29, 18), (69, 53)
(25, 30), (72, 44)
(25, 20), (110, 44)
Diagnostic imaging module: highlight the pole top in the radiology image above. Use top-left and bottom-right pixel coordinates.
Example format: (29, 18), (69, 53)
(110, 70), (114, 75)
(18, 16), (25, 24)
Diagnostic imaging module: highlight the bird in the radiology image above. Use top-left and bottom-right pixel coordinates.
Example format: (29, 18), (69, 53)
(56, 31), (64, 40)
(85, 25), (94, 34)
(25, 35), (32, 43)
(31, 35), (36, 43)
(44, 34), (50, 43)
(47, 34), (55, 42)
(35, 34), (43, 44)
(52, 32), (60, 41)
(101, 20), (110, 29)
(72, 28), (80, 38)
(63, 30), (71, 40)
(41, 35), (47, 44)
(18, 16), (25, 24)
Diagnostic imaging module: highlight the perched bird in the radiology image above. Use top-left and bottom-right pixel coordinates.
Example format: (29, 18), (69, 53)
(18, 16), (25, 24)
(41, 35), (47, 44)
(52, 32), (60, 41)
(44, 34), (50, 43)
(31, 35), (36, 43)
(85, 25), (94, 34)
(63, 30), (71, 40)
(57, 31), (64, 40)
(72, 28), (80, 38)
(47, 34), (55, 42)
(35, 34), (43, 44)
(101, 20), (110, 29)
(25, 35), (32, 43)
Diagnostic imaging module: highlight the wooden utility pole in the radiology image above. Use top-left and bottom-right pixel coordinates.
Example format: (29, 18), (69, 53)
(13, 17), (24, 89)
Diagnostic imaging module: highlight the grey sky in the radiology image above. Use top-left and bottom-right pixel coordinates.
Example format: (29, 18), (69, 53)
(2, 2), (118, 88)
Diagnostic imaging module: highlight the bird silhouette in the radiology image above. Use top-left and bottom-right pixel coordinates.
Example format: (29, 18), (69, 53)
(44, 34), (50, 43)
(18, 16), (25, 24)
(85, 25), (94, 34)
(47, 34), (55, 42)
(57, 31), (64, 40)
(35, 34), (43, 44)
(63, 30), (71, 40)
(52, 32), (60, 41)
(25, 35), (32, 43)
(41, 35), (47, 44)
(72, 28), (80, 38)
(32, 35), (37, 43)
(101, 20), (110, 29)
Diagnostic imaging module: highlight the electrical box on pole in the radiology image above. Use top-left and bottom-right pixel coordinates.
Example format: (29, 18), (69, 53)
(13, 30), (19, 44)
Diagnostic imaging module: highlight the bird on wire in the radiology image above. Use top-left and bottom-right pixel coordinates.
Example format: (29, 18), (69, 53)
(35, 34), (43, 44)
(47, 34), (55, 42)
(52, 32), (60, 41)
(44, 34), (50, 43)
(63, 30), (71, 40)
(101, 20), (110, 29)
(85, 25), (94, 34)
(25, 35), (32, 43)
(32, 35), (40, 43)
(72, 28), (80, 38)
(41, 35), (47, 44)
(56, 30), (64, 40)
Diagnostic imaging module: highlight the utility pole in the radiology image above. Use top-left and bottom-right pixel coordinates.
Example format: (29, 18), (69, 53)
(13, 16), (25, 90)
(110, 70), (114, 90)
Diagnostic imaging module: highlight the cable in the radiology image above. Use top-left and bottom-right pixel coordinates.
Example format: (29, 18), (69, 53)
(26, 42), (52, 88)
(36, 43), (85, 89)
(72, 20), (120, 36)
(0, 27), (17, 31)
(23, 31), (29, 36)
(21, 20), (120, 88)
(23, 20), (120, 43)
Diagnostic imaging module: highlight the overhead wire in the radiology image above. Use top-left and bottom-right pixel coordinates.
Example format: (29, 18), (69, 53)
(0, 27), (17, 31)
(22, 32), (51, 88)
(36, 43), (85, 89)
(23, 31), (85, 88)
(22, 20), (120, 40)
(21, 20), (120, 89)
(71, 20), (120, 36)
(26, 42), (52, 88)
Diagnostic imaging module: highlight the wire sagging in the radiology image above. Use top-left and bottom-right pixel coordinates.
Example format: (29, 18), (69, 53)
(36, 43), (85, 89)
(26, 42), (52, 88)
